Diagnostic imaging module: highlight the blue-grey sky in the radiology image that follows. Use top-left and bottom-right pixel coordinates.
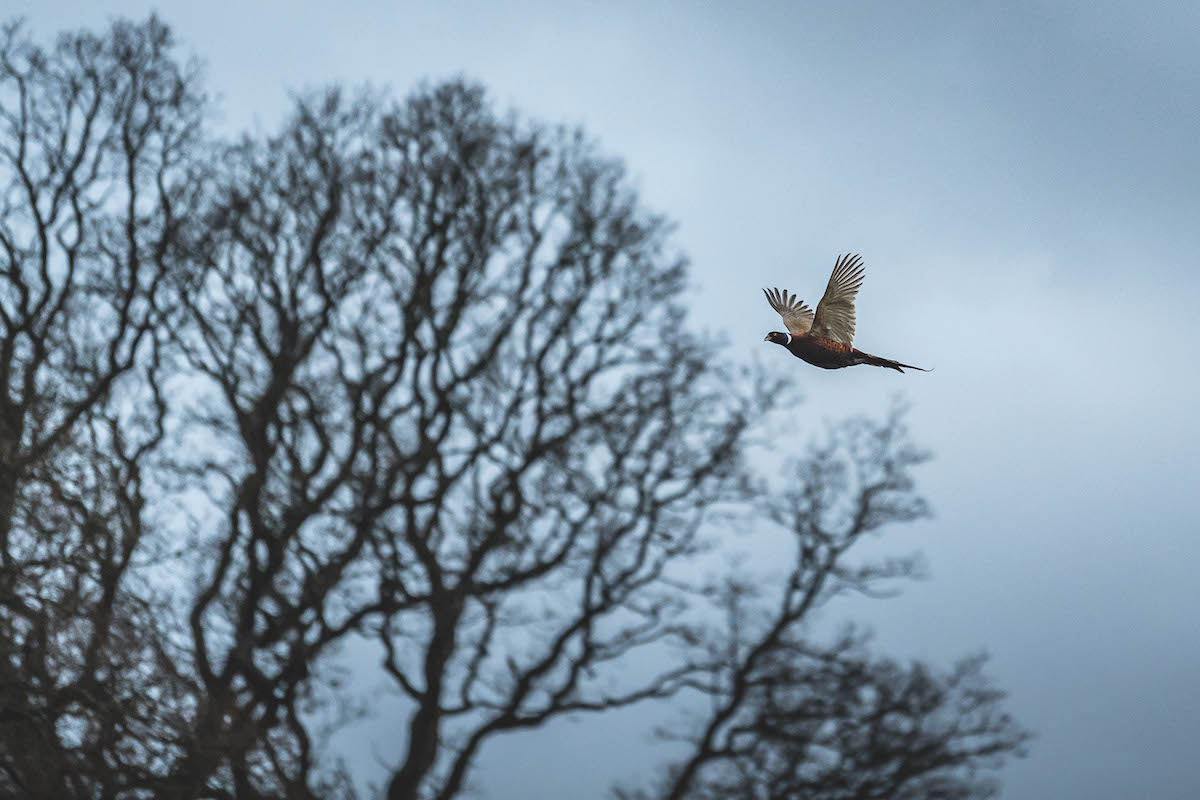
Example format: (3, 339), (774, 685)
(11, 2), (1200, 798)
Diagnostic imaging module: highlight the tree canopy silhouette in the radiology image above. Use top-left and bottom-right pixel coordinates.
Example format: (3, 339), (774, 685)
(0, 16), (1029, 800)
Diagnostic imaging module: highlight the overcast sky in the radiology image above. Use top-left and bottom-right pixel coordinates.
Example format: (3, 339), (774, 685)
(11, 2), (1200, 798)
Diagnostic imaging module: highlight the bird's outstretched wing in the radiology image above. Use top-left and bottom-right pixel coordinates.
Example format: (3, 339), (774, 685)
(762, 287), (814, 335)
(810, 253), (866, 345)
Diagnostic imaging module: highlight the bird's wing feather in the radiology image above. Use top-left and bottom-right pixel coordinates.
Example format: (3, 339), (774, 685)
(762, 287), (814, 335)
(810, 253), (866, 345)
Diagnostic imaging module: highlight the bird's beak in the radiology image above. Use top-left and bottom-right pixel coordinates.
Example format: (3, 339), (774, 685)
(763, 334), (771, 342)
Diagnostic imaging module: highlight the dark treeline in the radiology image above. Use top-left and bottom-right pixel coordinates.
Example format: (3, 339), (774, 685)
(0, 16), (1029, 800)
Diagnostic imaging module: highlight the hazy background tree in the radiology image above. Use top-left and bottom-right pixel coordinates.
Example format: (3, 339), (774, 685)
(0, 16), (1029, 800)
(627, 412), (1030, 800)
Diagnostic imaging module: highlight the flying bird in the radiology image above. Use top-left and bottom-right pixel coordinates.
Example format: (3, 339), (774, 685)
(763, 254), (928, 373)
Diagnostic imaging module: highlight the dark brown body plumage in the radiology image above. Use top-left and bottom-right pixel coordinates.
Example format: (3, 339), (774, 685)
(784, 333), (855, 369)
(772, 332), (923, 372)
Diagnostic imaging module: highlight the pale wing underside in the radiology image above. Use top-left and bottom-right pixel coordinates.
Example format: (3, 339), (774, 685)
(763, 287), (814, 335)
(810, 253), (866, 345)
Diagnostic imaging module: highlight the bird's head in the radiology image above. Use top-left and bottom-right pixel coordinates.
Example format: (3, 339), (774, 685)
(764, 331), (792, 346)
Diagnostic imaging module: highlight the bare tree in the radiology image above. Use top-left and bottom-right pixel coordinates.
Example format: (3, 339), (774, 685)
(165, 79), (767, 800)
(0, 16), (205, 797)
(0, 16), (1029, 800)
(625, 411), (1031, 800)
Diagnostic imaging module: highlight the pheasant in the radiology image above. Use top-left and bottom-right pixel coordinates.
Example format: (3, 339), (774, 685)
(763, 254), (928, 373)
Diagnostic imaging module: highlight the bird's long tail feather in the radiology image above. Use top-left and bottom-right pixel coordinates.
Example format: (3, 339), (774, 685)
(856, 351), (930, 373)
